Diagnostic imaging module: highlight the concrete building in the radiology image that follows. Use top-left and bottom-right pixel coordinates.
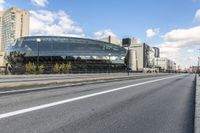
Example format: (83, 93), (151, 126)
(127, 38), (155, 71)
(128, 49), (137, 71)
(99, 36), (122, 46)
(0, 7), (29, 52)
(154, 57), (176, 72)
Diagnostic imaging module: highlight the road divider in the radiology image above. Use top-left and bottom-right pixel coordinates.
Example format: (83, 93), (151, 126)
(0, 74), (184, 119)
(0, 73), (171, 93)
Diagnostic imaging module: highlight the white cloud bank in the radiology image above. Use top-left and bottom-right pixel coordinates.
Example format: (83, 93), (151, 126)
(94, 29), (116, 39)
(31, 0), (48, 7)
(30, 10), (84, 37)
(146, 28), (159, 39)
(155, 8), (200, 68)
(157, 25), (200, 68)
(0, 0), (5, 11)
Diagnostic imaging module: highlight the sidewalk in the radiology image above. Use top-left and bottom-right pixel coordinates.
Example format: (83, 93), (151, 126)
(195, 75), (200, 133)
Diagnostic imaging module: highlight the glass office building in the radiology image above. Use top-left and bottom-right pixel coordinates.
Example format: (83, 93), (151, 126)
(5, 36), (127, 74)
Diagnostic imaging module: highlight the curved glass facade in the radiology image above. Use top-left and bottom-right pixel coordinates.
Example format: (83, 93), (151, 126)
(6, 36), (126, 64)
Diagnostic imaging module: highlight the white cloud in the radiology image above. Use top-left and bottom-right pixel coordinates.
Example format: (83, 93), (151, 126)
(30, 10), (84, 37)
(146, 28), (159, 39)
(0, 0), (5, 11)
(187, 49), (194, 53)
(157, 26), (200, 68)
(94, 29), (116, 39)
(31, 0), (48, 7)
(195, 9), (200, 22)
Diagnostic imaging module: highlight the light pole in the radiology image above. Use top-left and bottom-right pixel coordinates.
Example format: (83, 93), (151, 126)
(36, 38), (41, 74)
(127, 46), (130, 76)
(108, 53), (111, 74)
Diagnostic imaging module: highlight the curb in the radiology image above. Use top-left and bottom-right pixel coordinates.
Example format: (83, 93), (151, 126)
(0, 74), (169, 95)
(195, 75), (200, 133)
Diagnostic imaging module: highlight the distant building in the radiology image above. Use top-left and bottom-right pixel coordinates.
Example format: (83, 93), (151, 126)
(0, 7), (29, 52)
(154, 57), (176, 72)
(153, 47), (160, 58)
(127, 38), (155, 71)
(99, 36), (122, 46)
(191, 66), (199, 73)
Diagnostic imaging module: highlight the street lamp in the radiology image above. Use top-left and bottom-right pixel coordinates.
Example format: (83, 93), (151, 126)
(108, 53), (111, 73)
(36, 38), (41, 74)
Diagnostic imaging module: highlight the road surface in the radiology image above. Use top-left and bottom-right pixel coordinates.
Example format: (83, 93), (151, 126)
(0, 74), (195, 133)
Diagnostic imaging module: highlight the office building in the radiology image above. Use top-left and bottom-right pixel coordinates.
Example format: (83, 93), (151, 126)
(127, 38), (155, 71)
(0, 7), (29, 51)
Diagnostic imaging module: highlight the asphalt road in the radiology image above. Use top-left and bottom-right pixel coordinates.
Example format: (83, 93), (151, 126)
(0, 74), (195, 133)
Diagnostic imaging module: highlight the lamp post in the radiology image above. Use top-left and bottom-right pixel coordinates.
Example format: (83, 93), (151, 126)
(36, 38), (41, 74)
(108, 53), (111, 74)
(127, 46), (130, 76)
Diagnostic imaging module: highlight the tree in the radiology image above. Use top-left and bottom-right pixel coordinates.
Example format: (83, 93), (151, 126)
(53, 63), (60, 73)
(39, 64), (45, 74)
(53, 63), (72, 74)
(25, 62), (36, 74)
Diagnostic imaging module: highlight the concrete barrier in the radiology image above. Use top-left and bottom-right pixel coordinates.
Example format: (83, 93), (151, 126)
(0, 73), (170, 91)
(195, 75), (200, 133)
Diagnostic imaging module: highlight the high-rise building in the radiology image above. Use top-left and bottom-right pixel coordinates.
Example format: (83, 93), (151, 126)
(0, 7), (29, 51)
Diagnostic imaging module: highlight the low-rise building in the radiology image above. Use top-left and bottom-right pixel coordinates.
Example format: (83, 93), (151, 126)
(154, 57), (176, 72)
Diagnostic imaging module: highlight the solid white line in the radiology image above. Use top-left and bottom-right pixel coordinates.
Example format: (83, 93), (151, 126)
(0, 75), (183, 119)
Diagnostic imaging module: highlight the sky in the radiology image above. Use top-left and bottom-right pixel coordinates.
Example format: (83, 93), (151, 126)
(0, 0), (200, 68)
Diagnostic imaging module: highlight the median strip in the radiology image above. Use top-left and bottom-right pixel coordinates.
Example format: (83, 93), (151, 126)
(0, 73), (170, 93)
(0, 74), (183, 119)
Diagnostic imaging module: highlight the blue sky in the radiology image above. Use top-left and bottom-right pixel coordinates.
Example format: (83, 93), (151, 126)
(1, 0), (200, 68)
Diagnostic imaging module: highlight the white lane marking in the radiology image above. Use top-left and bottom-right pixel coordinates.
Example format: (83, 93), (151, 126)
(0, 75), (184, 119)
